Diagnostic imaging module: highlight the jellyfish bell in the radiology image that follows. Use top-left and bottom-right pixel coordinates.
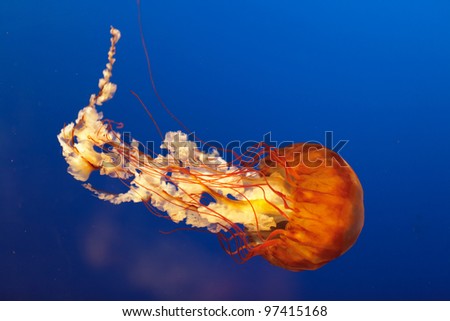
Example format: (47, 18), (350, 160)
(58, 27), (364, 272)
(251, 143), (364, 271)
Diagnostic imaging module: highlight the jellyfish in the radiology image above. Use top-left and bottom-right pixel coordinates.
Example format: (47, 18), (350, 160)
(58, 27), (364, 271)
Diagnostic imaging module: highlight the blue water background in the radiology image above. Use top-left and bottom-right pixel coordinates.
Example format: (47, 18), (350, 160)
(1, 0), (449, 300)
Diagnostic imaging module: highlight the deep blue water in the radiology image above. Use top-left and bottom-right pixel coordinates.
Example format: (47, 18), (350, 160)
(1, 0), (450, 300)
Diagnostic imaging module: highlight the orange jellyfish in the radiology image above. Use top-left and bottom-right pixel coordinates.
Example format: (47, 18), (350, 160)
(58, 27), (364, 271)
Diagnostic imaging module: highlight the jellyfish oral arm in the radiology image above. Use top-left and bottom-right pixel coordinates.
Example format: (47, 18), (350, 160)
(57, 27), (120, 181)
(57, 27), (287, 234)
